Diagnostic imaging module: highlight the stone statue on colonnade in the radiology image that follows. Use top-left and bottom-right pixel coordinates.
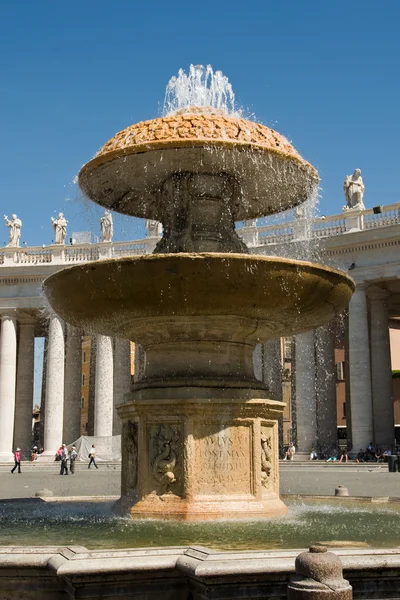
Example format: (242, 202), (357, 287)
(100, 210), (113, 242)
(145, 219), (162, 237)
(343, 168), (365, 211)
(4, 214), (22, 247)
(51, 213), (68, 244)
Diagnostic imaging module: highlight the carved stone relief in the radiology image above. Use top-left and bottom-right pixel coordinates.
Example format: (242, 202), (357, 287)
(260, 425), (275, 491)
(149, 423), (181, 494)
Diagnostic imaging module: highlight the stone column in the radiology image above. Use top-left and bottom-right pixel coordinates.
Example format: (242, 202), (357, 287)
(262, 338), (284, 455)
(94, 335), (113, 437)
(262, 339), (283, 401)
(14, 317), (36, 456)
(0, 311), (18, 461)
(113, 338), (131, 436)
(134, 343), (145, 383)
(348, 284), (373, 453)
(63, 324), (82, 445)
(42, 314), (65, 458)
(315, 324), (337, 451)
(369, 287), (394, 448)
(87, 335), (96, 436)
(294, 330), (317, 455)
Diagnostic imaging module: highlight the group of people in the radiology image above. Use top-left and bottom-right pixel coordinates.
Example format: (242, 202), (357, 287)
(55, 444), (98, 474)
(11, 444), (99, 474)
(281, 441), (396, 463)
(356, 443), (392, 463)
(55, 444), (78, 474)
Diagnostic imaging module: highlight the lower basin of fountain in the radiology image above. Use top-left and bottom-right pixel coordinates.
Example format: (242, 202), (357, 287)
(43, 253), (355, 522)
(1, 498), (399, 550)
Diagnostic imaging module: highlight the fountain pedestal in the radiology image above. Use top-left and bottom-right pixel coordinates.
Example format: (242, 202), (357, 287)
(118, 394), (287, 520)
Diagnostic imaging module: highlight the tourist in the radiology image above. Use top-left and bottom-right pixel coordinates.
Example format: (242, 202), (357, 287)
(356, 448), (366, 463)
(382, 447), (392, 462)
(88, 444), (98, 469)
(31, 446), (38, 461)
(60, 444), (69, 475)
(69, 446), (78, 474)
(339, 447), (349, 463)
(286, 443), (295, 461)
(55, 446), (63, 461)
(366, 441), (376, 460)
(11, 447), (21, 474)
(310, 449), (318, 460)
(326, 449), (339, 462)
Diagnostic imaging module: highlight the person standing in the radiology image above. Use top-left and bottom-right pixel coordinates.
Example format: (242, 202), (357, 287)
(288, 442), (296, 461)
(11, 447), (21, 473)
(88, 444), (98, 469)
(31, 446), (38, 461)
(60, 444), (69, 475)
(69, 446), (78, 474)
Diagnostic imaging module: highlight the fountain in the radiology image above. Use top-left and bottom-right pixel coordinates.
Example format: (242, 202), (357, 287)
(44, 65), (354, 520)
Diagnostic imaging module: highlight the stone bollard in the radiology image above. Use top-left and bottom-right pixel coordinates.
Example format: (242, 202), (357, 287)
(288, 545), (352, 600)
(335, 485), (349, 497)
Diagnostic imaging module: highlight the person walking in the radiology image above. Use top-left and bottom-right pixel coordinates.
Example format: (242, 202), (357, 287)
(60, 444), (69, 475)
(69, 446), (78, 474)
(88, 444), (98, 469)
(11, 447), (21, 473)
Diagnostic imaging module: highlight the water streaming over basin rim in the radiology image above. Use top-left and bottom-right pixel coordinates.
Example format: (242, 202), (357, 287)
(1, 498), (399, 551)
(43, 253), (355, 339)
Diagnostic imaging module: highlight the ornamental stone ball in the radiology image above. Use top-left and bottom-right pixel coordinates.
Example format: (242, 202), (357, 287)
(343, 169), (365, 211)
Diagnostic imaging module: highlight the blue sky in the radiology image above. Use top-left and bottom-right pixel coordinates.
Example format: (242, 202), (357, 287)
(1, 1), (399, 247)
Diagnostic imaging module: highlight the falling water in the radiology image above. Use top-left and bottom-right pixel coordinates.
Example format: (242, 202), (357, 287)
(162, 64), (238, 117)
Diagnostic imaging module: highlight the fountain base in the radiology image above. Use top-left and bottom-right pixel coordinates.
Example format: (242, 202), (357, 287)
(117, 394), (288, 521)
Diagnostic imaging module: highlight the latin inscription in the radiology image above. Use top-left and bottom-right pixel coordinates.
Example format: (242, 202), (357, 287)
(194, 425), (251, 494)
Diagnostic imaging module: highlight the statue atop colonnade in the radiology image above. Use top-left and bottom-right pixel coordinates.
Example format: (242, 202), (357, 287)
(100, 210), (113, 242)
(51, 213), (68, 244)
(4, 214), (22, 247)
(343, 168), (365, 211)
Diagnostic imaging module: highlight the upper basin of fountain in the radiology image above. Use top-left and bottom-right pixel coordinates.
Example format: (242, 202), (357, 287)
(78, 66), (319, 222)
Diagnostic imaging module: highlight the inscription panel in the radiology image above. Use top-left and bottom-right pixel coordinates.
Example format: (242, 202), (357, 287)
(193, 422), (252, 495)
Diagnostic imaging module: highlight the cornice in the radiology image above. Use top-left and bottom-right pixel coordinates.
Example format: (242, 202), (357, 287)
(322, 236), (400, 257)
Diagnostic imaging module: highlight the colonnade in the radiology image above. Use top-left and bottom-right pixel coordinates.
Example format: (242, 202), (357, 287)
(0, 311), (132, 461)
(295, 283), (395, 455)
(0, 279), (396, 461)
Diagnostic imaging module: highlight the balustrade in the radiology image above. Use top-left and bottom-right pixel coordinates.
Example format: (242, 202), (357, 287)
(0, 202), (399, 267)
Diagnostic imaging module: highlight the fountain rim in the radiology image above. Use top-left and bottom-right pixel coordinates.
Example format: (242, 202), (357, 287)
(44, 252), (355, 289)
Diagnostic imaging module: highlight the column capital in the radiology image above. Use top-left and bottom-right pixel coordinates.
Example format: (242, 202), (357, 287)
(367, 285), (389, 302)
(17, 312), (36, 327)
(0, 308), (17, 321)
(353, 281), (367, 292)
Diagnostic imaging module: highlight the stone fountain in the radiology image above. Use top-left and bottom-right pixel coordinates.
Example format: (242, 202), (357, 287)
(44, 65), (354, 520)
